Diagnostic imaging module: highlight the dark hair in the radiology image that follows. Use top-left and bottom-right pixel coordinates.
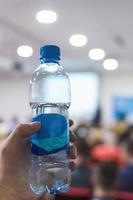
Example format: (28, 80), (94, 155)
(96, 161), (118, 190)
(76, 138), (91, 157)
(126, 133), (133, 157)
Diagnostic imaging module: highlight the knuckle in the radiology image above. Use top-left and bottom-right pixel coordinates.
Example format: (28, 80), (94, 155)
(70, 131), (76, 141)
(69, 145), (75, 155)
(16, 123), (25, 132)
(70, 145), (77, 156)
(70, 144), (74, 150)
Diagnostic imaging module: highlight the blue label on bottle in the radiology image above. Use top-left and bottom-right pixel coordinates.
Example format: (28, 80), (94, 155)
(31, 113), (69, 156)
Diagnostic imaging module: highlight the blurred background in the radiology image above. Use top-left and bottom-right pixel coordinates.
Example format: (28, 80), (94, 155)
(1, 0), (133, 199)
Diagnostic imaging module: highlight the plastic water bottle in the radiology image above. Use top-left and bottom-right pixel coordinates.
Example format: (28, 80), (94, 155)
(29, 45), (71, 195)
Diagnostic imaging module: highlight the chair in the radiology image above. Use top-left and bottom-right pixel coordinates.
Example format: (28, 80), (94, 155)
(114, 191), (133, 200)
(55, 187), (91, 200)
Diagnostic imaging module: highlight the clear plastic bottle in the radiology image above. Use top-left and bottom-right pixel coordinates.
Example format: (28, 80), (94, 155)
(29, 45), (71, 195)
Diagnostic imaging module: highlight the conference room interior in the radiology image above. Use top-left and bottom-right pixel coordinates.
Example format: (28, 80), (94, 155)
(1, 0), (133, 200)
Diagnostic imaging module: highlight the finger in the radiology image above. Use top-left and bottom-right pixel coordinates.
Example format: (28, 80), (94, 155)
(37, 193), (47, 200)
(69, 161), (76, 171)
(69, 119), (73, 127)
(68, 144), (77, 159)
(12, 122), (41, 139)
(70, 130), (76, 143)
(39, 193), (51, 200)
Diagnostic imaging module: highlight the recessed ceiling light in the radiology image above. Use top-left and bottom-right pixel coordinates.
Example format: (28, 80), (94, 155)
(69, 34), (88, 47)
(103, 59), (118, 70)
(17, 45), (33, 58)
(89, 48), (105, 60)
(36, 10), (57, 24)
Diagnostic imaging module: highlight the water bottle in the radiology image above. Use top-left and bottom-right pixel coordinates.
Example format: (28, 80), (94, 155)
(29, 45), (71, 195)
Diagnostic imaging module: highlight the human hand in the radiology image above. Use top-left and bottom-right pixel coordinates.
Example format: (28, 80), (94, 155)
(0, 120), (76, 200)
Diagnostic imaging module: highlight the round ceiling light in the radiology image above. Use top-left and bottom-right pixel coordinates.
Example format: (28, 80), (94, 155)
(17, 45), (33, 58)
(69, 34), (88, 47)
(36, 10), (57, 24)
(89, 48), (105, 60)
(103, 59), (118, 70)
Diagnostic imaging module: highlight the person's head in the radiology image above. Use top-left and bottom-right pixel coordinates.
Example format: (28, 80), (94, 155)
(117, 125), (133, 146)
(126, 133), (133, 158)
(94, 161), (118, 191)
(76, 137), (91, 165)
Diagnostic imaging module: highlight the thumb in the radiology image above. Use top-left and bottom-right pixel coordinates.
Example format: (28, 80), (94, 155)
(11, 122), (41, 139)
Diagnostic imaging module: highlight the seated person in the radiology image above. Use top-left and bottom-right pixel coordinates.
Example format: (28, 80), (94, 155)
(117, 134), (133, 192)
(92, 161), (118, 200)
(71, 138), (92, 188)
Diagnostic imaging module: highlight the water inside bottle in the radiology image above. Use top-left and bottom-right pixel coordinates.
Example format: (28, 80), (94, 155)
(29, 152), (71, 194)
(29, 103), (71, 195)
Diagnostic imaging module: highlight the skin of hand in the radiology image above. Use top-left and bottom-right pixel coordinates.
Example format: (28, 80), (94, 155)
(0, 120), (76, 200)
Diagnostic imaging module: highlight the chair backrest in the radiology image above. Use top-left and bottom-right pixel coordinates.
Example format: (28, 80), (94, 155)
(114, 191), (133, 200)
(55, 187), (91, 200)
(55, 187), (133, 200)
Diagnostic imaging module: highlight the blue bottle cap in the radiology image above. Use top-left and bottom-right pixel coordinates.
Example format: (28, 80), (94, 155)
(40, 45), (61, 62)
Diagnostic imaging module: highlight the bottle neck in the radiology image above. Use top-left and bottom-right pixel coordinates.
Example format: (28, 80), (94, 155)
(40, 58), (60, 65)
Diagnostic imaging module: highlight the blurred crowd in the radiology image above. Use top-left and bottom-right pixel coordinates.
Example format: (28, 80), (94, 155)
(69, 112), (133, 200)
(1, 111), (133, 200)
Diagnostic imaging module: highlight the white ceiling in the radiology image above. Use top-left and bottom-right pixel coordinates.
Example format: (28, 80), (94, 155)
(0, 0), (133, 74)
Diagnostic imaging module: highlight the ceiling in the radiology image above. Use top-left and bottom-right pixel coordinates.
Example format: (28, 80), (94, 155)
(0, 0), (133, 75)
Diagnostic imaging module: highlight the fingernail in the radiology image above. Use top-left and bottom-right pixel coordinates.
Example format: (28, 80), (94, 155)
(31, 122), (41, 128)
